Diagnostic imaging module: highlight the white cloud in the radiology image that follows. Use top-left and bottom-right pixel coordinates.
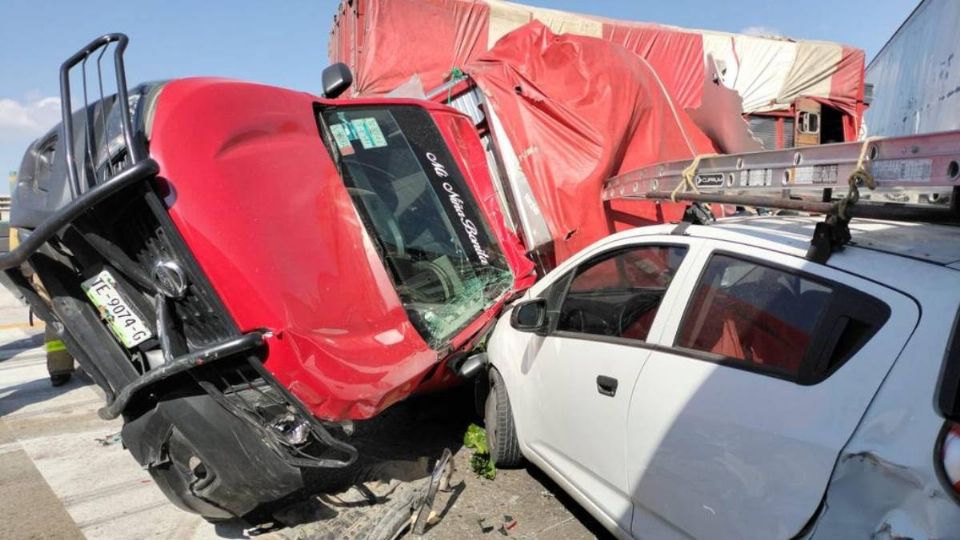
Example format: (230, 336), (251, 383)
(740, 26), (784, 38)
(0, 95), (61, 143)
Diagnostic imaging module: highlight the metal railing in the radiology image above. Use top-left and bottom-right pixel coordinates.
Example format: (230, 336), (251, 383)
(60, 33), (141, 197)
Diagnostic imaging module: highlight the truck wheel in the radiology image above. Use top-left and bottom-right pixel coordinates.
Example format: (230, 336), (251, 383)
(484, 368), (522, 468)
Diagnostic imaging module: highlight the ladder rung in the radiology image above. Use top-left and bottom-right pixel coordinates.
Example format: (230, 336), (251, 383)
(602, 130), (960, 202)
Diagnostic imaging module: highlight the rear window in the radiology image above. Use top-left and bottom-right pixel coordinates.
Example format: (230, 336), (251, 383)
(675, 254), (889, 383)
(676, 255), (830, 376)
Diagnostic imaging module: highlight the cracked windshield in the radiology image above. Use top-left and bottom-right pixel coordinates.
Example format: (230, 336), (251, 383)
(320, 106), (514, 346)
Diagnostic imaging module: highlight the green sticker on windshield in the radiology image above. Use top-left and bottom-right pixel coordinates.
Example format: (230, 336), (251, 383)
(350, 118), (388, 149)
(329, 124), (355, 155)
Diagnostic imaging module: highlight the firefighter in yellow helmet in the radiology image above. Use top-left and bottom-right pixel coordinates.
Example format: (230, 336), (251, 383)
(9, 227), (75, 386)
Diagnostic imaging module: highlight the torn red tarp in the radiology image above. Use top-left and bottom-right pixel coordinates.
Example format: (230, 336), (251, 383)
(464, 22), (716, 261)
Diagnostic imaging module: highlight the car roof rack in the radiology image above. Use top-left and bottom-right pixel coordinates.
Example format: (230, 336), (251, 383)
(602, 130), (960, 263)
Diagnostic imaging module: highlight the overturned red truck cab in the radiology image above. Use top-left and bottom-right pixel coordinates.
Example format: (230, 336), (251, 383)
(3, 35), (535, 521)
(150, 77), (535, 420)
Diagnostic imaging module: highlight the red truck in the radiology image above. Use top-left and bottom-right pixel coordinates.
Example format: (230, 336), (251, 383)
(3, 34), (539, 521)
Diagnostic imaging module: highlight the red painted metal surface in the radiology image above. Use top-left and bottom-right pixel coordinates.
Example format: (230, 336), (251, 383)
(148, 78), (532, 420)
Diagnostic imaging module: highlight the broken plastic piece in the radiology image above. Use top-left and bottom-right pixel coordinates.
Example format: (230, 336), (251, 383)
(95, 432), (123, 446)
(478, 516), (495, 533)
(499, 515), (518, 535)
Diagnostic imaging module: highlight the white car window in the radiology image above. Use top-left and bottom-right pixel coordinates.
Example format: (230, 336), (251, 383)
(554, 245), (687, 341)
(673, 252), (890, 383)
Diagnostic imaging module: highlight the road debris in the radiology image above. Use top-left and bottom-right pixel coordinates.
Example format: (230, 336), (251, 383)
(94, 432), (122, 446)
(499, 515), (518, 536)
(464, 423), (496, 479)
(478, 516), (495, 534)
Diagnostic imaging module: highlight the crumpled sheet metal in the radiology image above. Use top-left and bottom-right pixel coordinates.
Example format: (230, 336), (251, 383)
(807, 451), (960, 539)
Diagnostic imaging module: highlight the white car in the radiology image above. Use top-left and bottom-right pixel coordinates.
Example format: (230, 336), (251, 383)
(482, 216), (960, 539)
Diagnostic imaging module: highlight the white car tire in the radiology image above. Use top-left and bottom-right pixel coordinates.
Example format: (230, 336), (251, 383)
(484, 368), (523, 467)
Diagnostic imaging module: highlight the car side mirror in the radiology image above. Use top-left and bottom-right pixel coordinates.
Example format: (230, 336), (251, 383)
(511, 299), (547, 333)
(322, 63), (353, 99)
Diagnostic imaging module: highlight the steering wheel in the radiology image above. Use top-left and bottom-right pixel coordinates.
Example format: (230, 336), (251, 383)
(343, 161), (409, 258)
(618, 296), (659, 338)
(561, 308), (613, 336)
(345, 186), (406, 258)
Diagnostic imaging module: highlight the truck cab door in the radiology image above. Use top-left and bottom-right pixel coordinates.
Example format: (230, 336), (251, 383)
(795, 97), (821, 147)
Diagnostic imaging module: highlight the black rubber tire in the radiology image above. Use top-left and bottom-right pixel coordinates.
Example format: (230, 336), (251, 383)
(484, 368), (523, 468)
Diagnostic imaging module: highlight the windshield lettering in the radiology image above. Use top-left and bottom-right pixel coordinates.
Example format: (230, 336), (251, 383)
(441, 180), (490, 265)
(426, 152), (449, 177)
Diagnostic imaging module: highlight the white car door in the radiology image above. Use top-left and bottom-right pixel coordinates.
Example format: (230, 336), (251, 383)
(626, 242), (920, 539)
(513, 238), (700, 532)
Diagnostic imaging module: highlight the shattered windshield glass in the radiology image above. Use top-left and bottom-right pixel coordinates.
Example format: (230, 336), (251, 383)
(319, 106), (514, 347)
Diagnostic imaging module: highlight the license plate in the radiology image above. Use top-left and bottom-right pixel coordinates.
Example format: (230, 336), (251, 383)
(82, 270), (153, 348)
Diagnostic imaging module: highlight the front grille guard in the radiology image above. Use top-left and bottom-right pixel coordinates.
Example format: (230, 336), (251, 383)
(60, 33), (141, 196)
(0, 34), (357, 470)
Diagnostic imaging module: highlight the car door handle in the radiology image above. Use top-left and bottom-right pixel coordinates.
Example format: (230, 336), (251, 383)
(596, 375), (618, 397)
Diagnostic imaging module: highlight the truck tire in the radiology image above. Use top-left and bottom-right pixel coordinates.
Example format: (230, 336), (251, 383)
(484, 368), (523, 468)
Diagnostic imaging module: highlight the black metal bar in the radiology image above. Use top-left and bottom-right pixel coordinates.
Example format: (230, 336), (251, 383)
(112, 37), (138, 163)
(81, 230), (157, 293)
(80, 57), (97, 191)
(95, 46), (111, 178)
(0, 158), (158, 271)
(98, 331), (265, 420)
(60, 33), (134, 195)
(154, 293), (175, 363)
(413, 447), (453, 534)
(643, 191), (960, 222)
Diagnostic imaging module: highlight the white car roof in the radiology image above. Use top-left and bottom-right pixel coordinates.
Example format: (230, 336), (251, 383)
(617, 216), (960, 268)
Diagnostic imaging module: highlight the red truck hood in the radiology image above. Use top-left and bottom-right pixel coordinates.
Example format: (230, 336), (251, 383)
(148, 78), (533, 420)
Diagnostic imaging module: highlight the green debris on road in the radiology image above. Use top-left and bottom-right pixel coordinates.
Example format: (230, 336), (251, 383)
(464, 423), (496, 480)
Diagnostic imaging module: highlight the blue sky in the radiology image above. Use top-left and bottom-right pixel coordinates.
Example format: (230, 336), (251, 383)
(0, 0), (917, 193)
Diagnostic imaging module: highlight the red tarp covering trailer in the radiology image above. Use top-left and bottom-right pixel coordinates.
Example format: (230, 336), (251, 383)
(465, 22), (716, 261)
(330, 0), (866, 135)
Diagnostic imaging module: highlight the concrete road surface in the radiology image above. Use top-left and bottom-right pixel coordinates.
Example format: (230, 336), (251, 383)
(0, 287), (607, 539)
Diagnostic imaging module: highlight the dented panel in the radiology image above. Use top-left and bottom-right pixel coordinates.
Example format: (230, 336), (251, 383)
(807, 450), (960, 539)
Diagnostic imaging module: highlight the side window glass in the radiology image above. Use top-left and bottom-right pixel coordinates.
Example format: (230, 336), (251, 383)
(799, 111), (820, 134)
(556, 246), (687, 341)
(676, 255), (831, 377)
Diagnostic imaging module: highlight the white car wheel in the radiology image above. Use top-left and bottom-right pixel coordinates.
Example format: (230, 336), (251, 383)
(484, 368), (523, 467)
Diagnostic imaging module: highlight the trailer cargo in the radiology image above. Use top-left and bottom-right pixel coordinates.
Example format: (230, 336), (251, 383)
(330, 0), (868, 147)
(865, 0), (960, 136)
